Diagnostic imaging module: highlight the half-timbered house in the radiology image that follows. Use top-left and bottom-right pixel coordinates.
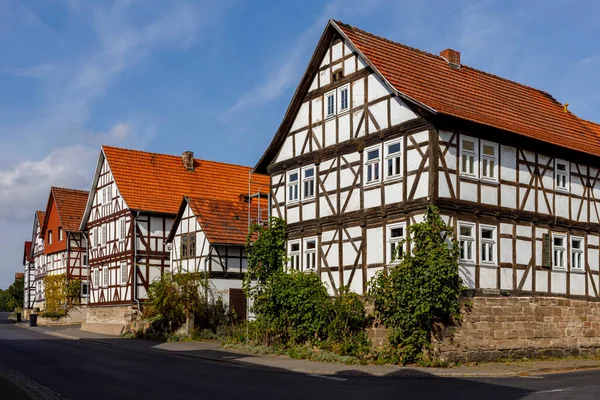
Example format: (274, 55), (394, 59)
(256, 19), (600, 300)
(22, 241), (35, 312)
(30, 210), (46, 310)
(80, 146), (268, 329)
(38, 187), (90, 309)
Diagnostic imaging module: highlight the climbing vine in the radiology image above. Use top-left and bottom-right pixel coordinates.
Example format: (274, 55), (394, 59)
(244, 217), (287, 294)
(369, 205), (464, 364)
(43, 274), (81, 314)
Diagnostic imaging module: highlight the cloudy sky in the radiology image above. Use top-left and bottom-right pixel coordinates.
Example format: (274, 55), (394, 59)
(1, 0), (599, 288)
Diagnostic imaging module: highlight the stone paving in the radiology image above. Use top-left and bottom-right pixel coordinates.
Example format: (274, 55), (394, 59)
(14, 322), (600, 378)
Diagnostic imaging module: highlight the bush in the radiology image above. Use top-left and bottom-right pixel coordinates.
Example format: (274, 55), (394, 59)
(40, 310), (66, 318)
(145, 272), (233, 337)
(369, 205), (464, 364)
(251, 270), (330, 346)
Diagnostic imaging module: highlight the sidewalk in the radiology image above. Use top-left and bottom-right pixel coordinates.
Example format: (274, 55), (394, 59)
(15, 322), (600, 378)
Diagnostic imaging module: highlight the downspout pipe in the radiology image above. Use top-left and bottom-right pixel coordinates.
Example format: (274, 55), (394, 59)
(86, 231), (90, 307)
(133, 211), (141, 312)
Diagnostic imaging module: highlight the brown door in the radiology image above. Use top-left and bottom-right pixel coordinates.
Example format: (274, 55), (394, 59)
(229, 288), (247, 321)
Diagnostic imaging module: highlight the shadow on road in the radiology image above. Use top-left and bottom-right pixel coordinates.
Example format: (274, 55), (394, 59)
(0, 313), (540, 400)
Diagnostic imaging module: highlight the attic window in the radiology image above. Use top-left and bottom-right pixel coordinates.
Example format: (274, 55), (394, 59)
(332, 69), (344, 82)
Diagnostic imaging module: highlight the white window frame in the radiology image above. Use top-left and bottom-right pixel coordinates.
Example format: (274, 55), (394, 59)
(460, 136), (479, 178)
(102, 267), (109, 288)
(458, 222), (475, 263)
(58, 227), (63, 242)
(81, 281), (89, 298)
(301, 165), (316, 200)
(303, 237), (317, 271)
(387, 222), (406, 264)
(48, 230), (53, 245)
(364, 145), (381, 185)
(571, 236), (584, 272)
(479, 225), (497, 266)
(480, 141), (498, 182)
(94, 269), (100, 288)
(555, 159), (570, 192)
(384, 139), (402, 180)
(288, 240), (301, 271)
(120, 263), (128, 285)
(552, 233), (567, 269)
(287, 169), (300, 204)
(120, 219), (126, 241)
(101, 225), (107, 246)
(337, 84), (349, 113)
(325, 90), (336, 118)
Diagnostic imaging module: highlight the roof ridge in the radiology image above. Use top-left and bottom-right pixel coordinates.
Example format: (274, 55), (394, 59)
(102, 145), (266, 172)
(51, 187), (89, 194)
(334, 20), (561, 105)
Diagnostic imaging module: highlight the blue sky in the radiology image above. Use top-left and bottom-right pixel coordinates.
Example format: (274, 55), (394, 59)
(0, 0), (599, 288)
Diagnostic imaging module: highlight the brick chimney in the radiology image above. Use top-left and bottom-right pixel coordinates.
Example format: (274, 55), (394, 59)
(182, 151), (194, 171)
(440, 49), (461, 66)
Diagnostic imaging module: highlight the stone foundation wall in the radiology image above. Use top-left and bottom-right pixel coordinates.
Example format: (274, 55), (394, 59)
(367, 296), (600, 362)
(85, 305), (138, 325)
(434, 296), (600, 362)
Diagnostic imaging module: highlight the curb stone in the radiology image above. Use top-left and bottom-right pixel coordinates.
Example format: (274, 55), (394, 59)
(13, 324), (600, 378)
(0, 365), (66, 400)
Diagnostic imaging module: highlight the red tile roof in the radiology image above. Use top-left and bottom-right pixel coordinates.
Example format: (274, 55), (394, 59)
(187, 197), (265, 245)
(334, 20), (600, 156)
(51, 187), (89, 232)
(103, 146), (269, 215)
(23, 241), (32, 264)
(36, 210), (45, 230)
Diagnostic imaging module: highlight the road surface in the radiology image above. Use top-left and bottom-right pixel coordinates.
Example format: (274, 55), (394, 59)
(1, 312), (600, 399)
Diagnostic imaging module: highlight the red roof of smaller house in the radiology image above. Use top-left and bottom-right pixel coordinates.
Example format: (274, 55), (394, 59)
(36, 210), (45, 230)
(14, 272), (24, 280)
(23, 241), (32, 264)
(187, 196), (266, 245)
(51, 187), (89, 232)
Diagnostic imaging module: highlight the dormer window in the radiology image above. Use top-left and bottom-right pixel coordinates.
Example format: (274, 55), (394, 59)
(555, 160), (569, 192)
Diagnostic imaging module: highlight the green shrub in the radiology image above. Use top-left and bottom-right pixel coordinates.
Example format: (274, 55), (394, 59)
(369, 205), (464, 364)
(251, 270), (330, 346)
(40, 310), (66, 318)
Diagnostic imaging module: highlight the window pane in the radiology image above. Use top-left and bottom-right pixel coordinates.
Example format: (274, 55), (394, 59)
(388, 143), (401, 154)
(483, 145), (495, 156)
(388, 159), (393, 177)
(291, 243), (299, 252)
(489, 161), (495, 178)
(289, 172), (298, 182)
(557, 163), (566, 171)
(572, 239), (581, 250)
(304, 168), (314, 178)
(554, 237), (563, 246)
(390, 227), (403, 238)
(482, 159), (488, 176)
(468, 156), (474, 174)
(367, 149), (379, 160)
(395, 157), (401, 175)
(306, 240), (316, 250)
(460, 226), (472, 237)
(374, 162), (379, 180)
(481, 228), (493, 240)
(463, 140), (475, 152)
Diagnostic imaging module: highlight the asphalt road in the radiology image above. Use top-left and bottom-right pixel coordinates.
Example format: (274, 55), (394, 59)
(1, 312), (600, 399)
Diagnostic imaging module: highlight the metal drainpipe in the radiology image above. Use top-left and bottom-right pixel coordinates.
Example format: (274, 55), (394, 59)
(133, 211), (141, 312)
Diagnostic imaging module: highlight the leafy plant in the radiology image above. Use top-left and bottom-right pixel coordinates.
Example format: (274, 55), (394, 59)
(40, 310), (66, 318)
(244, 217), (287, 289)
(43, 274), (81, 314)
(369, 205), (464, 364)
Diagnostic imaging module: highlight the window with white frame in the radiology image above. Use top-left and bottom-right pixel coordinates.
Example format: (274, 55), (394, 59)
(460, 137), (478, 177)
(571, 237), (584, 271)
(58, 227), (63, 241)
(480, 225), (497, 264)
(103, 267), (109, 287)
(287, 170), (299, 203)
(289, 241), (300, 271)
(385, 140), (402, 179)
(337, 85), (349, 113)
(94, 269), (100, 287)
(552, 234), (566, 269)
(81, 282), (89, 297)
(458, 223), (475, 262)
(304, 238), (317, 270)
(365, 146), (381, 184)
(120, 219), (126, 242)
(94, 227), (99, 247)
(101, 225), (107, 246)
(387, 223), (405, 263)
(102, 188), (106, 204)
(120, 263), (128, 285)
(480, 141), (498, 181)
(555, 160), (569, 191)
(325, 91), (336, 118)
(302, 166), (315, 199)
